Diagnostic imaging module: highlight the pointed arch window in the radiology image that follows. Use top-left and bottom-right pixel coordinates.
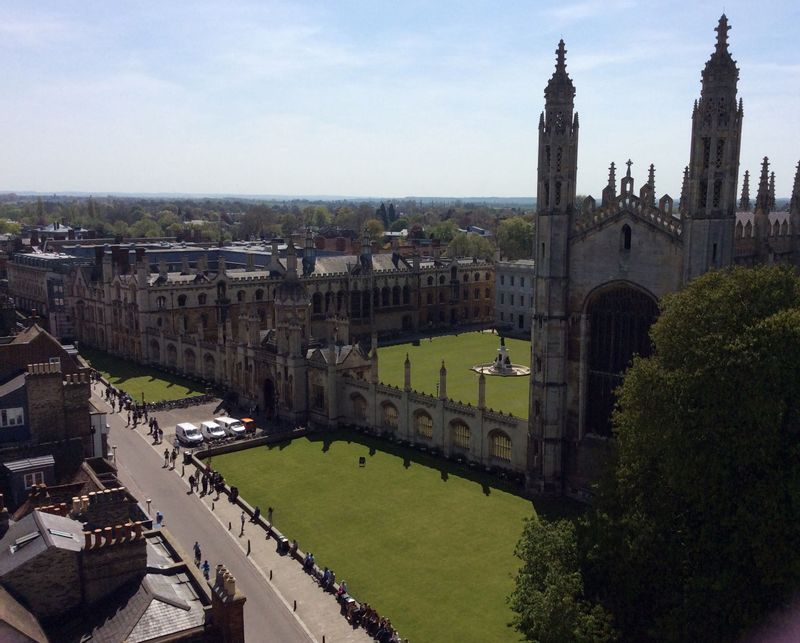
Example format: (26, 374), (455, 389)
(621, 224), (632, 251)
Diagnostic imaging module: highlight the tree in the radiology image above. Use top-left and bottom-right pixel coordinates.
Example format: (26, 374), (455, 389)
(446, 232), (495, 260)
(364, 218), (385, 239)
(510, 518), (616, 643)
(427, 219), (459, 243)
(390, 217), (409, 232)
(497, 216), (534, 260)
(583, 266), (800, 642)
(0, 219), (21, 235)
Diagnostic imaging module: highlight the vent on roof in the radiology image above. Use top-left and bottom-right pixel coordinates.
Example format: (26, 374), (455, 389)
(48, 528), (74, 540)
(11, 531), (41, 553)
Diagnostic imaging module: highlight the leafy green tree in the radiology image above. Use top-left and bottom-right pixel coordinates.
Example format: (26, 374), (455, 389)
(583, 266), (800, 642)
(364, 218), (385, 239)
(427, 219), (459, 243)
(497, 216), (534, 260)
(446, 232), (495, 260)
(510, 518), (616, 643)
(389, 217), (408, 232)
(0, 219), (21, 235)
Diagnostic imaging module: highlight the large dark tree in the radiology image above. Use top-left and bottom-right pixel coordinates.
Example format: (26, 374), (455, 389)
(582, 265), (800, 641)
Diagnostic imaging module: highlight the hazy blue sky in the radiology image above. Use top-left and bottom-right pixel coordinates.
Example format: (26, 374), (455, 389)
(1, 1), (798, 198)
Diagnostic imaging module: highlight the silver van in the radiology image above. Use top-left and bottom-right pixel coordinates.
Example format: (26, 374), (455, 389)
(176, 422), (204, 447)
(200, 420), (226, 441)
(215, 417), (246, 438)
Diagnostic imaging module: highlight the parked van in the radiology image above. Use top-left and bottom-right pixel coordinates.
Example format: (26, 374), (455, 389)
(200, 420), (226, 441)
(176, 422), (204, 447)
(215, 417), (246, 438)
(240, 418), (258, 434)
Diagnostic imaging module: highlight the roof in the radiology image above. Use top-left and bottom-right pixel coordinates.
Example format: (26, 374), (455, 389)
(0, 373), (25, 399)
(3, 456), (55, 474)
(0, 586), (48, 643)
(53, 572), (206, 643)
(0, 510), (83, 578)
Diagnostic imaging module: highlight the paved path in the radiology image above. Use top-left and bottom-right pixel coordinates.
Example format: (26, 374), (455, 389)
(97, 387), (371, 643)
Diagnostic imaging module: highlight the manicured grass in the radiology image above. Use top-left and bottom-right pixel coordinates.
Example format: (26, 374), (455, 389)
(378, 332), (531, 419)
(212, 432), (544, 643)
(79, 347), (205, 402)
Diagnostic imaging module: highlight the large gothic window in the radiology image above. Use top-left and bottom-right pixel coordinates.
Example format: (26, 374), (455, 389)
(415, 411), (433, 440)
(585, 286), (658, 437)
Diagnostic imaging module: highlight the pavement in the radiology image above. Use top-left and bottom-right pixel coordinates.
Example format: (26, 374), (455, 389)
(96, 385), (372, 643)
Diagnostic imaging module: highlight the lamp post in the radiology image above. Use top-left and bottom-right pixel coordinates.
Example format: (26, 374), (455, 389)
(111, 445), (117, 463)
(146, 498), (151, 515)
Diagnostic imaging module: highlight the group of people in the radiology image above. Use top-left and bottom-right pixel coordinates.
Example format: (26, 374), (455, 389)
(192, 541), (211, 580)
(147, 417), (164, 443)
(344, 601), (401, 642)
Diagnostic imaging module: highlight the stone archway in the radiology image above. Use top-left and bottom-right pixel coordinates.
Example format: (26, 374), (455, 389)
(584, 284), (658, 437)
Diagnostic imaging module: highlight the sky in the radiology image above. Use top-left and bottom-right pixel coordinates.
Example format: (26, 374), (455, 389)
(0, 0), (798, 199)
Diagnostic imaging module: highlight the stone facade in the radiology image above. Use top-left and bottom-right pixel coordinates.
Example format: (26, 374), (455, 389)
(529, 16), (800, 495)
(495, 260), (536, 335)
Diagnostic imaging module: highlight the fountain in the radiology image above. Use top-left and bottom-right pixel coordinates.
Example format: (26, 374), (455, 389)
(472, 336), (531, 377)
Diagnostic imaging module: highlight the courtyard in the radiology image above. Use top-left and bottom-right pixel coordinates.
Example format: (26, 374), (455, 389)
(80, 347), (207, 402)
(211, 431), (557, 643)
(378, 331), (531, 419)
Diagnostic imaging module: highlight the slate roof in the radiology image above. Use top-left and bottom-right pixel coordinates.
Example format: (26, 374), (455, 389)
(0, 511), (83, 578)
(0, 586), (47, 643)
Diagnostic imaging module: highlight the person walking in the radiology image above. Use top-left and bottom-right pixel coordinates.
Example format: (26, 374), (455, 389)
(163, 448), (170, 468)
(201, 474), (208, 496)
(188, 474), (195, 493)
(193, 541), (201, 566)
(240, 510), (246, 536)
(170, 448), (178, 470)
(201, 560), (210, 580)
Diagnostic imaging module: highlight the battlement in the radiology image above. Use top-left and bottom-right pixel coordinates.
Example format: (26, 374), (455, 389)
(83, 521), (145, 550)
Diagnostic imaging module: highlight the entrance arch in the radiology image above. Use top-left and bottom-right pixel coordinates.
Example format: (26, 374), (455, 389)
(584, 284), (658, 437)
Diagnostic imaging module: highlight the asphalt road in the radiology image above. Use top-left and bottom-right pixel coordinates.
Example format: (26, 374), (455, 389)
(99, 391), (312, 643)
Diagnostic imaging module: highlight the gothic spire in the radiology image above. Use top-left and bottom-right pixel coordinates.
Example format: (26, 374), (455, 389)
(739, 170), (750, 211)
(647, 164), (655, 190)
(768, 171), (776, 211)
(791, 162), (800, 215)
(701, 14), (738, 93)
(680, 165), (689, 214)
(608, 162), (616, 188)
(755, 157), (770, 213)
(544, 39), (575, 103)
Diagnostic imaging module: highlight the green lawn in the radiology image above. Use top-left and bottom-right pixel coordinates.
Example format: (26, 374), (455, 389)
(378, 332), (531, 419)
(79, 347), (206, 402)
(212, 432), (546, 642)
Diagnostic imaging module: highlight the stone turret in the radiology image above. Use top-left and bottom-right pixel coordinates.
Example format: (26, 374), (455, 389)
(404, 353), (411, 391)
(739, 170), (751, 210)
(439, 360), (447, 400)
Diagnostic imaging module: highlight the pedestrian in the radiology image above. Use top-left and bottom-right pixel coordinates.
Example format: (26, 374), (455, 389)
(251, 506), (260, 523)
(201, 560), (210, 580)
(156, 510), (164, 527)
(267, 506), (273, 524)
(193, 541), (201, 566)
(170, 448), (178, 469)
(126, 411), (131, 426)
(163, 448), (170, 468)
(240, 510), (246, 535)
(201, 475), (208, 496)
(188, 474), (195, 493)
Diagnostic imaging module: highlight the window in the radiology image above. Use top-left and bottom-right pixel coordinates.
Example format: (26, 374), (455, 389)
(510, 276), (514, 286)
(415, 412), (433, 439)
(198, 293), (207, 305)
(23, 472), (44, 488)
(427, 293), (433, 305)
(237, 290), (245, 302)
(383, 404), (398, 429)
(490, 431), (512, 461)
(452, 421), (470, 449)
(255, 289), (264, 301)
(439, 275), (445, 285)
(427, 276), (433, 286)
(1, 408), (24, 427)
(177, 294), (187, 307)
(510, 295), (515, 306)
(156, 296), (166, 310)
(500, 294), (504, 305)
(621, 224), (631, 251)
(474, 288), (479, 299)
(520, 277), (525, 287)
(312, 384), (325, 411)
(485, 288), (491, 298)
(500, 275), (505, 285)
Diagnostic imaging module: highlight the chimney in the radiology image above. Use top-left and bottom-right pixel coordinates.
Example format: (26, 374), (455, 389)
(210, 565), (246, 643)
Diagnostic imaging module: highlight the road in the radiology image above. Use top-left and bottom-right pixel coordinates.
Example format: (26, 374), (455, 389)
(98, 390), (313, 642)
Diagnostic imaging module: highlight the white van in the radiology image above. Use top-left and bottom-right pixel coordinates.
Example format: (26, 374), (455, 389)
(200, 420), (226, 441)
(215, 417), (246, 438)
(176, 422), (204, 446)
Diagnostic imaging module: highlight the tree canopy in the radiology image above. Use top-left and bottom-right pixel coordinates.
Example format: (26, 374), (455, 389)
(446, 232), (495, 260)
(511, 266), (800, 643)
(496, 216), (534, 260)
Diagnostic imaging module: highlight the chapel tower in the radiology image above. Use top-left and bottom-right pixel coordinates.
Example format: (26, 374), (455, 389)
(683, 14), (743, 281)
(529, 40), (578, 489)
